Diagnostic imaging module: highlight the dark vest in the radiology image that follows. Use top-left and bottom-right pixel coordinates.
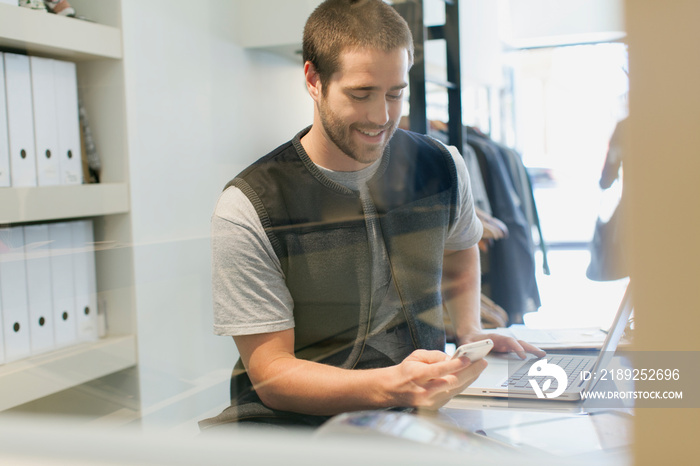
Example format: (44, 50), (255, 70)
(201, 127), (459, 430)
(229, 127), (458, 367)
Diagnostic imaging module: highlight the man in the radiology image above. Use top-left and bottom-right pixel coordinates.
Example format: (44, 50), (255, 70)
(202, 0), (543, 430)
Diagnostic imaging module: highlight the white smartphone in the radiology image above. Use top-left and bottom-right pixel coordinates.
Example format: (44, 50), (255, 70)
(451, 339), (494, 361)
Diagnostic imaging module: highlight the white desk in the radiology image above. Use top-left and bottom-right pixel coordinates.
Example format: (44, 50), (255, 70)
(434, 352), (634, 462)
(316, 352), (634, 463)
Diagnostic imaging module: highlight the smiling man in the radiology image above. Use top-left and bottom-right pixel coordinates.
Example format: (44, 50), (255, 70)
(302, 46), (407, 169)
(202, 0), (543, 430)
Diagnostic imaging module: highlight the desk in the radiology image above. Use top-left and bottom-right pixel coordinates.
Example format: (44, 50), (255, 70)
(317, 402), (632, 464)
(317, 353), (634, 464)
(438, 353), (634, 461)
(439, 397), (632, 461)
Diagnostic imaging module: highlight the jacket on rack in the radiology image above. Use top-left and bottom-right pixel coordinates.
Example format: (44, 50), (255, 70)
(466, 127), (541, 323)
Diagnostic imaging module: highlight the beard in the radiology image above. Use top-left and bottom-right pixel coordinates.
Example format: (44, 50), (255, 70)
(317, 98), (398, 165)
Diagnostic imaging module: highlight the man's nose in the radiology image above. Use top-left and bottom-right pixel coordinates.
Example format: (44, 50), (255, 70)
(367, 99), (390, 126)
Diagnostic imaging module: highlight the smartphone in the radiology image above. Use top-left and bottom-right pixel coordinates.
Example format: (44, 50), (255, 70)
(451, 339), (494, 361)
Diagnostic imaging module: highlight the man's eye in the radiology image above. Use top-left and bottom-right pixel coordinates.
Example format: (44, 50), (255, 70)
(387, 93), (403, 101)
(350, 94), (369, 101)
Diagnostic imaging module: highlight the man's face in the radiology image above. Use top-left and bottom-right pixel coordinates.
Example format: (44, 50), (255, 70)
(316, 47), (409, 166)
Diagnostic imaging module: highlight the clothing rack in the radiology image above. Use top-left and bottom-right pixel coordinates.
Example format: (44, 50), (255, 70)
(394, 1), (549, 325)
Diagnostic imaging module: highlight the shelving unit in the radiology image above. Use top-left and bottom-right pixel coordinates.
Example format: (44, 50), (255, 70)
(394, 0), (464, 149)
(0, 2), (136, 410)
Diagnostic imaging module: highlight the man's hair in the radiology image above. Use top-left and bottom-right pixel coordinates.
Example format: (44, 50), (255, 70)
(303, 0), (414, 92)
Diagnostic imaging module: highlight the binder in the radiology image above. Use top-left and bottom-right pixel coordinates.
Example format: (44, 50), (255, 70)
(54, 60), (83, 185)
(48, 222), (77, 348)
(3, 53), (38, 187)
(0, 226), (32, 363)
(71, 220), (98, 342)
(0, 55), (10, 187)
(23, 224), (56, 355)
(30, 56), (61, 186)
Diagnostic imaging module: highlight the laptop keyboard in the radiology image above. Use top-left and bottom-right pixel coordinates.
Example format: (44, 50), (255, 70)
(502, 355), (596, 390)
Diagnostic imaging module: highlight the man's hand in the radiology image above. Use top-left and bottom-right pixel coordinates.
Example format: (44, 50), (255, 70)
(458, 332), (546, 360)
(440, 245), (545, 360)
(387, 349), (488, 410)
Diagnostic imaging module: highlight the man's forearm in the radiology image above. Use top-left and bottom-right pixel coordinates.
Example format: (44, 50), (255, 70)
(247, 348), (481, 416)
(252, 356), (394, 415)
(442, 246), (482, 343)
(236, 329), (438, 416)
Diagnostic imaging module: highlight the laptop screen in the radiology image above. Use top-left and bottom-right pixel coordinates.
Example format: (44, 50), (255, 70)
(582, 284), (633, 392)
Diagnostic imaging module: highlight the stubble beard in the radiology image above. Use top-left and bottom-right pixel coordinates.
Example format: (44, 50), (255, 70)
(318, 99), (398, 166)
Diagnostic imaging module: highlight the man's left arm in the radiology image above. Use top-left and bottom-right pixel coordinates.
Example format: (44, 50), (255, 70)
(441, 143), (544, 359)
(442, 246), (546, 359)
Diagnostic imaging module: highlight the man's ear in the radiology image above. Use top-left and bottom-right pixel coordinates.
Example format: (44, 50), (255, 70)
(304, 61), (322, 102)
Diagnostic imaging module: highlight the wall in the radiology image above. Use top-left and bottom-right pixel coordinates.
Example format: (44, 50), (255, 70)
(458, 0), (625, 88)
(625, 1), (700, 464)
(234, 0), (322, 51)
(119, 0), (313, 423)
(501, 0), (625, 49)
(460, 0), (503, 87)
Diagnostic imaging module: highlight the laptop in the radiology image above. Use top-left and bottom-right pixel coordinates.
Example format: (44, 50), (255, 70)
(459, 285), (633, 401)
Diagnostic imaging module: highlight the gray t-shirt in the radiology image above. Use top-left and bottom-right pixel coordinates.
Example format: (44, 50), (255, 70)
(211, 144), (483, 338)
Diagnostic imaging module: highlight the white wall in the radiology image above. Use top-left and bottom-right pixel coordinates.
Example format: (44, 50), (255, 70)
(501, 0), (625, 49)
(458, 0), (626, 87)
(234, 0), (322, 49)
(460, 0), (503, 86)
(119, 0), (312, 417)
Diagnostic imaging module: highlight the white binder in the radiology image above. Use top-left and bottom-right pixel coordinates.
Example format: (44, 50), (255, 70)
(54, 60), (83, 185)
(0, 227), (32, 363)
(3, 53), (38, 187)
(30, 56), (61, 186)
(0, 55), (10, 187)
(71, 220), (98, 342)
(23, 224), (56, 355)
(48, 222), (77, 348)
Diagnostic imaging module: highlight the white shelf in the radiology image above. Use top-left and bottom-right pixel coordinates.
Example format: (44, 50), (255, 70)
(0, 2), (137, 415)
(0, 335), (137, 411)
(0, 3), (122, 61)
(0, 183), (130, 223)
(235, 0), (320, 63)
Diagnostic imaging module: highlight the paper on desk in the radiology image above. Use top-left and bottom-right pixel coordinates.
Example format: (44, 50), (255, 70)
(488, 325), (608, 350)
